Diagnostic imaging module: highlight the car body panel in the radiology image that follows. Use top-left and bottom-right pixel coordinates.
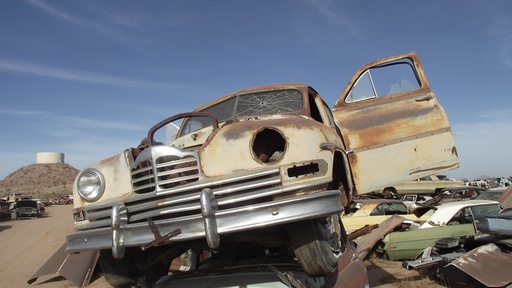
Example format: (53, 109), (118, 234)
(333, 52), (459, 195)
(381, 223), (476, 260)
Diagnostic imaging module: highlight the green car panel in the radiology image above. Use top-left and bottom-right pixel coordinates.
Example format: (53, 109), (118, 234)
(380, 223), (477, 260)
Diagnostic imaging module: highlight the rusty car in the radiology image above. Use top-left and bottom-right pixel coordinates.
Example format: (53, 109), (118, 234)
(66, 52), (459, 287)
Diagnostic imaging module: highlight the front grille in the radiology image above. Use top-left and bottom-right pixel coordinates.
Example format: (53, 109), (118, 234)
(132, 155), (199, 194)
(75, 145), (328, 231)
(76, 167), (284, 230)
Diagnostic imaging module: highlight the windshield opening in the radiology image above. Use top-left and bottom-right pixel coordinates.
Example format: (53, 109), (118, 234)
(178, 89), (304, 137)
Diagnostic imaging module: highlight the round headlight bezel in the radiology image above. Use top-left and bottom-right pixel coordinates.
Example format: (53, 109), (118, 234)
(77, 168), (105, 202)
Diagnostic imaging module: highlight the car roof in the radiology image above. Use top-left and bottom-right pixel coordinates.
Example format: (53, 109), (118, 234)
(425, 199), (501, 223)
(435, 199), (499, 209)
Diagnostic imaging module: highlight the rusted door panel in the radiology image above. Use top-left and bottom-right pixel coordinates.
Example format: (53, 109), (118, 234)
(333, 52), (459, 195)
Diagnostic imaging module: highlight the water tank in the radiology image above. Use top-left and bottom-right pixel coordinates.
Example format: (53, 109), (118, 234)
(36, 152), (64, 164)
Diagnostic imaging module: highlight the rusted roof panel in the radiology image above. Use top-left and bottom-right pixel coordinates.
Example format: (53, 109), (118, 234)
(447, 243), (512, 287)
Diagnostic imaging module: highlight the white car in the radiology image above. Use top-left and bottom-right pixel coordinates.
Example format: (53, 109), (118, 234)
(418, 199), (503, 229)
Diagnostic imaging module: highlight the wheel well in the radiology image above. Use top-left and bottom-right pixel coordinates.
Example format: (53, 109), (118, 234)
(383, 187), (397, 194)
(331, 152), (351, 211)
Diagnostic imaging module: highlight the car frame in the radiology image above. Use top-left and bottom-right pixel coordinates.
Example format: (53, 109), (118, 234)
(66, 52), (459, 287)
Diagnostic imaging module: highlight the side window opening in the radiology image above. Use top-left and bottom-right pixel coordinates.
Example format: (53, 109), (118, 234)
(370, 205), (385, 216)
(308, 93), (323, 123)
(345, 58), (421, 103)
(448, 208), (470, 225)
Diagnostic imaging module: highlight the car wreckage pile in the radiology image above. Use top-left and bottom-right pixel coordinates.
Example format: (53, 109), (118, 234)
(31, 52), (466, 288)
(400, 188), (512, 288)
(344, 186), (512, 288)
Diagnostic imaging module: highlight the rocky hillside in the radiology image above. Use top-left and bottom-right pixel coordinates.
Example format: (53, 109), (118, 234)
(0, 163), (79, 199)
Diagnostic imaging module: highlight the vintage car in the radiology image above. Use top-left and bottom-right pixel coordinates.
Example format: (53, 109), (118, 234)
(342, 199), (431, 232)
(378, 200), (503, 260)
(66, 52), (459, 287)
(381, 174), (464, 196)
(14, 199), (41, 219)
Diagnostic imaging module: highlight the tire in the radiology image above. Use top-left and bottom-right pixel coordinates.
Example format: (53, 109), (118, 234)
(99, 249), (169, 288)
(100, 250), (138, 288)
(287, 215), (343, 276)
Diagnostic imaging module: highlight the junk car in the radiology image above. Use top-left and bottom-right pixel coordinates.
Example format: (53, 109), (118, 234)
(381, 174), (464, 196)
(378, 199), (503, 260)
(342, 199), (431, 232)
(15, 199), (41, 219)
(66, 52), (459, 287)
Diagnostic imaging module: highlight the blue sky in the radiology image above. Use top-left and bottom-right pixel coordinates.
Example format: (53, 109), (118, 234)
(1, 0), (511, 181)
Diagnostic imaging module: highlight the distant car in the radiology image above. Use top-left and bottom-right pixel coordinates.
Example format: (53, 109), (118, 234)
(0, 201), (11, 219)
(378, 200), (503, 260)
(342, 199), (431, 232)
(400, 194), (433, 211)
(381, 175), (464, 196)
(14, 199), (41, 219)
(416, 186), (487, 207)
(475, 187), (508, 201)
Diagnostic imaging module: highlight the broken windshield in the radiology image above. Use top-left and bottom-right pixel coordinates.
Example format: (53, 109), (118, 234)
(178, 89), (304, 137)
(205, 89), (304, 122)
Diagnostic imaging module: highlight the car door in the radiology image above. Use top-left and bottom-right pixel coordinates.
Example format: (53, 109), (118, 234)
(332, 52), (459, 195)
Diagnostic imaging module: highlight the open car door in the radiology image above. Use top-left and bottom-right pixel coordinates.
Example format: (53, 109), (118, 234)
(333, 52), (459, 195)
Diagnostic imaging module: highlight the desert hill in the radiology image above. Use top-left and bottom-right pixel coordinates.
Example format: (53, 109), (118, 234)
(0, 163), (79, 199)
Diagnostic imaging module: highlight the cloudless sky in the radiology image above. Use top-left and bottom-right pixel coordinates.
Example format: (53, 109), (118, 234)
(1, 0), (511, 181)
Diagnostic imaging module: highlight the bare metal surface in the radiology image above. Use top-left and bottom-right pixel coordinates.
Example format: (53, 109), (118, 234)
(28, 243), (99, 287)
(447, 243), (512, 287)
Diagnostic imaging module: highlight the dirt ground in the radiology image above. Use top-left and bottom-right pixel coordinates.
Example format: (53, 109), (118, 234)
(0, 205), (443, 288)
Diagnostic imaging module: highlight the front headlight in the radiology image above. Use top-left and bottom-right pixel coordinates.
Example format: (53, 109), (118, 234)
(77, 168), (105, 202)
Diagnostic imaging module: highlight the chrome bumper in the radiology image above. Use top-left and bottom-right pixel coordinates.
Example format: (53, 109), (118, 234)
(66, 189), (343, 258)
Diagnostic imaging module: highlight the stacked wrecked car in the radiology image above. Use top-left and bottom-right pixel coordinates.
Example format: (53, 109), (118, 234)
(65, 52), (459, 288)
